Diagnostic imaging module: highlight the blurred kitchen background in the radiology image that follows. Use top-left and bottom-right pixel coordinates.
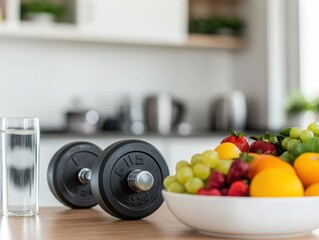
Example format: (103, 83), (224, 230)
(0, 0), (317, 135)
(2, 0), (319, 205)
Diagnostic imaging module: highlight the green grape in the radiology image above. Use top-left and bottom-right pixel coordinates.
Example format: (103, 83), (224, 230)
(301, 137), (319, 152)
(307, 122), (319, 135)
(184, 177), (204, 194)
(193, 163), (210, 180)
(287, 139), (301, 153)
(290, 127), (302, 139)
(201, 150), (220, 168)
(281, 137), (291, 150)
(168, 182), (185, 193)
(175, 160), (190, 172)
(176, 166), (193, 183)
(214, 160), (233, 175)
(300, 129), (314, 142)
(164, 175), (177, 189)
(279, 151), (295, 165)
(191, 153), (202, 167)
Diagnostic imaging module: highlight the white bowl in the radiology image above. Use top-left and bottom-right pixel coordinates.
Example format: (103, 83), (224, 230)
(162, 190), (319, 239)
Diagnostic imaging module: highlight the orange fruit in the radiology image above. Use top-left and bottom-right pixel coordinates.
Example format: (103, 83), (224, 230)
(214, 142), (241, 160)
(248, 152), (260, 158)
(248, 154), (296, 179)
(294, 152), (319, 187)
(250, 168), (304, 197)
(305, 182), (319, 196)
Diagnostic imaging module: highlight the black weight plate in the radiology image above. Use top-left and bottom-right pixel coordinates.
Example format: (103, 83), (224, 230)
(47, 142), (102, 208)
(91, 139), (169, 220)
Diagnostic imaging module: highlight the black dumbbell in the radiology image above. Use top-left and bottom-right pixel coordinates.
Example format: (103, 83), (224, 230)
(47, 139), (169, 220)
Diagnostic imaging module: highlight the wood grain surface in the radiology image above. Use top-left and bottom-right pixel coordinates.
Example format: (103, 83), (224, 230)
(0, 204), (318, 240)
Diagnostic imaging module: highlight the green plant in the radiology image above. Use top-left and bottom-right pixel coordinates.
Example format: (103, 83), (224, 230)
(21, 0), (65, 20)
(286, 91), (314, 114)
(189, 16), (245, 35)
(221, 17), (245, 33)
(312, 96), (319, 112)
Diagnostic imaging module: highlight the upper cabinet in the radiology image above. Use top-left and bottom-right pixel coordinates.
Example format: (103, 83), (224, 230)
(188, 0), (245, 48)
(75, 0), (188, 43)
(0, 0), (245, 49)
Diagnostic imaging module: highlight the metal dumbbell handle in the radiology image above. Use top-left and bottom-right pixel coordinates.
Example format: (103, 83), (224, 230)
(127, 169), (154, 191)
(78, 168), (154, 192)
(78, 168), (92, 184)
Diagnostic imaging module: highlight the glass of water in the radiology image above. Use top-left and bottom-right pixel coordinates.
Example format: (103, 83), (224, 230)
(0, 117), (40, 216)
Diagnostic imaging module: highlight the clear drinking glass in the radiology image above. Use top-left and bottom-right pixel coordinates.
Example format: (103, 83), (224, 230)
(0, 117), (40, 216)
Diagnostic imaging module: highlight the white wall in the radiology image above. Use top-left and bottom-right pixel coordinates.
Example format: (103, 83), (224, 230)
(0, 38), (233, 130)
(233, 0), (297, 131)
(233, 0), (268, 130)
(299, 0), (319, 100)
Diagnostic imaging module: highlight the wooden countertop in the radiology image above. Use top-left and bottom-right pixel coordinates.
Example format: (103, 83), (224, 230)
(1, 204), (319, 240)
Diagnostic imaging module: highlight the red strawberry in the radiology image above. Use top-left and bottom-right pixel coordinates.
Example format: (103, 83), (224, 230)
(197, 188), (209, 195)
(249, 132), (279, 155)
(227, 159), (250, 185)
(221, 129), (249, 152)
(197, 188), (222, 196)
(249, 141), (278, 155)
(209, 188), (222, 196)
(227, 181), (249, 197)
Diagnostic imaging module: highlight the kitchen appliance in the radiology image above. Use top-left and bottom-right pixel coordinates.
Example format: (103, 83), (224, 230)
(101, 95), (146, 135)
(210, 90), (247, 131)
(118, 96), (146, 135)
(144, 93), (185, 135)
(66, 109), (100, 134)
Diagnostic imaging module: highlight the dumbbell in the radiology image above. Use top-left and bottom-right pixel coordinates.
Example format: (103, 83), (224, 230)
(47, 139), (169, 220)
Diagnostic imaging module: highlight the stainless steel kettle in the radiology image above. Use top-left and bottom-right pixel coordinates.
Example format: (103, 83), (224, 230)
(66, 109), (100, 134)
(210, 90), (247, 131)
(144, 93), (185, 135)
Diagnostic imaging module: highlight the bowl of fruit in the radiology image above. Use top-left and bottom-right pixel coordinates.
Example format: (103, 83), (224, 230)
(163, 125), (319, 239)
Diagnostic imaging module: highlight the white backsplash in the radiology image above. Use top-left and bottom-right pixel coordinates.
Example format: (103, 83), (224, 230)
(0, 38), (233, 130)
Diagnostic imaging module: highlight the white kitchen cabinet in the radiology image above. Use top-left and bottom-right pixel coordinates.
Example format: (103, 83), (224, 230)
(0, 0), (244, 49)
(3, 0), (19, 25)
(76, 0), (188, 43)
(0, 0), (187, 43)
(39, 135), (218, 206)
